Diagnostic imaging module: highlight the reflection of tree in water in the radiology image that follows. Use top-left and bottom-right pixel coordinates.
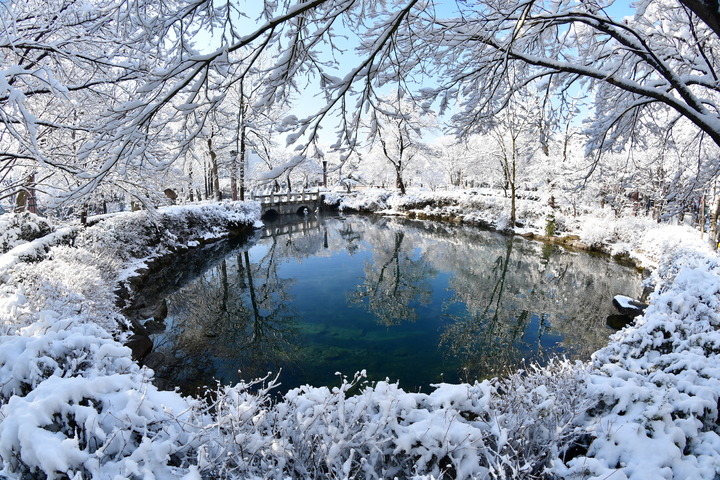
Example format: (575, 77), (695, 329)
(337, 219), (363, 255)
(149, 214), (642, 393)
(440, 238), (538, 378)
(270, 218), (323, 261)
(349, 226), (435, 326)
(437, 227), (643, 380)
(154, 237), (299, 394)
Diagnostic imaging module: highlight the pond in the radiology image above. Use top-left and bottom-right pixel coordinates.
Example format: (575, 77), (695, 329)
(145, 214), (643, 395)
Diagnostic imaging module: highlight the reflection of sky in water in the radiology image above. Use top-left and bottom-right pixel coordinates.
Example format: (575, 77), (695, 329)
(150, 215), (643, 395)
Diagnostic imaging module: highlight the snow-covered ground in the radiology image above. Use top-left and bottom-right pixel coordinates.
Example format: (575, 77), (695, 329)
(1, 191), (719, 479)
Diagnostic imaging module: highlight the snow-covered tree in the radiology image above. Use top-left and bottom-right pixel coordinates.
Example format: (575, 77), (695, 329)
(366, 92), (436, 195)
(486, 94), (545, 226)
(7, 0), (720, 230)
(431, 136), (480, 188)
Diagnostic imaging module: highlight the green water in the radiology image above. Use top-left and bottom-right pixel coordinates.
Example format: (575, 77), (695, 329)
(150, 214), (643, 394)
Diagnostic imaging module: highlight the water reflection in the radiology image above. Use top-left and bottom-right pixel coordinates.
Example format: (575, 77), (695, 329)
(348, 230), (435, 325)
(148, 214), (642, 394)
(151, 223), (308, 392)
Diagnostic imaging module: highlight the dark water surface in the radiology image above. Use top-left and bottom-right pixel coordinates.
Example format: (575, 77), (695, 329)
(149, 214), (643, 395)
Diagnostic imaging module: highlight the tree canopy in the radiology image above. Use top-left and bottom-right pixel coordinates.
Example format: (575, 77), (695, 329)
(2, 0), (720, 211)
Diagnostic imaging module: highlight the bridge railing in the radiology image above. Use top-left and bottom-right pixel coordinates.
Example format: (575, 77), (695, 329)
(251, 190), (320, 205)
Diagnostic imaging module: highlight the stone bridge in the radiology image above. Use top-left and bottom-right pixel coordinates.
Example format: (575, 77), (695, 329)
(252, 190), (322, 218)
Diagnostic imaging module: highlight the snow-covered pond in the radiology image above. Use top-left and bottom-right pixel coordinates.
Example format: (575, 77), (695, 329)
(143, 214), (643, 395)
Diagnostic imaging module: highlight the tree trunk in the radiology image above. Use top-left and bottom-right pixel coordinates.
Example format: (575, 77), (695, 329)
(27, 174), (37, 214)
(239, 121), (246, 201)
(187, 163), (195, 202)
(239, 152), (246, 201)
(709, 193), (720, 249)
(510, 181), (516, 228)
(700, 193), (706, 238)
(395, 164), (406, 195)
(508, 138), (517, 228)
(208, 134), (221, 201)
(230, 152), (238, 201)
(204, 161), (211, 200)
(234, 82), (247, 201)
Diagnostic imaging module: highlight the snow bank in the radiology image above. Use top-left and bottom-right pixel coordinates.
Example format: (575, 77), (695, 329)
(554, 245), (720, 479)
(575, 209), (707, 265)
(333, 188), (559, 233)
(333, 188), (707, 268)
(0, 311), (201, 480)
(76, 201), (260, 262)
(0, 203), (259, 478)
(0, 212), (54, 254)
(1, 196), (720, 479)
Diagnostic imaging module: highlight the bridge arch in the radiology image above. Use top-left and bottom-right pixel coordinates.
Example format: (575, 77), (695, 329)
(295, 205), (312, 216)
(261, 208), (281, 219)
(253, 190), (321, 218)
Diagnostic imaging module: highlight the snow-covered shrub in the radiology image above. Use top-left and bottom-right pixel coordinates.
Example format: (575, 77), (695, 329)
(386, 191), (456, 212)
(486, 361), (595, 478)
(545, 211), (557, 236)
(190, 361), (592, 480)
(553, 245), (720, 479)
(6, 245), (124, 332)
(73, 201), (260, 266)
(576, 212), (616, 248)
(337, 189), (392, 212)
(0, 212), (54, 254)
(577, 211), (705, 264)
(0, 312), (203, 480)
(321, 191), (343, 208)
(0, 203), (264, 479)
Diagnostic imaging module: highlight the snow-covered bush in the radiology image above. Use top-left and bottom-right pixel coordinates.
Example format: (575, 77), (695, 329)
(5, 246), (124, 332)
(336, 189), (392, 212)
(0, 312), (202, 480)
(0, 212), (54, 254)
(577, 211), (652, 252)
(552, 243), (720, 479)
(577, 211), (706, 263)
(0, 202), (262, 479)
(192, 361), (591, 479)
(76, 201), (260, 262)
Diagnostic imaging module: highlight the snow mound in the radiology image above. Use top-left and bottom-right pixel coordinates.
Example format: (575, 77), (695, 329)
(554, 245), (720, 479)
(0, 212), (54, 254)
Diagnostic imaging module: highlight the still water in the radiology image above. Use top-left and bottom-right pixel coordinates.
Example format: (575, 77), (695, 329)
(149, 214), (643, 395)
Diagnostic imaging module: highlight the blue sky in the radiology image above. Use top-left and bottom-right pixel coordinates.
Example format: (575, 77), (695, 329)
(194, 1), (641, 148)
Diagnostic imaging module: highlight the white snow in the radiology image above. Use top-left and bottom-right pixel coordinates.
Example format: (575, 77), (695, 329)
(1, 192), (719, 479)
(614, 295), (637, 309)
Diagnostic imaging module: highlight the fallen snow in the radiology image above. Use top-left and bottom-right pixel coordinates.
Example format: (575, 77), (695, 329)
(0, 192), (719, 479)
(613, 294), (637, 309)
